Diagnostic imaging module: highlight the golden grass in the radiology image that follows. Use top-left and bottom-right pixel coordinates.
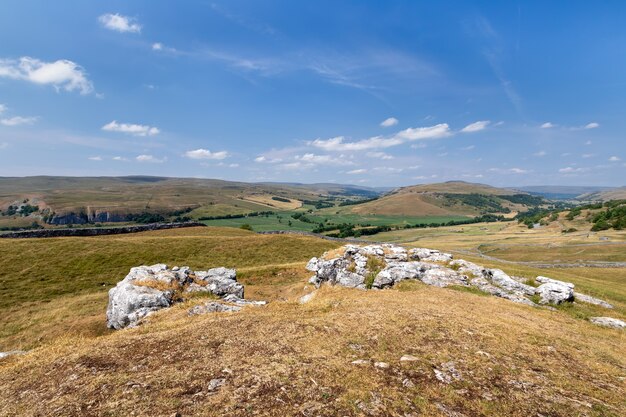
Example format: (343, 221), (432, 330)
(1, 285), (624, 416)
(1, 224), (625, 416)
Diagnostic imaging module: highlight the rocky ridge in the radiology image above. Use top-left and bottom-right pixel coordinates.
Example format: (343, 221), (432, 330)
(106, 264), (265, 329)
(306, 244), (620, 327)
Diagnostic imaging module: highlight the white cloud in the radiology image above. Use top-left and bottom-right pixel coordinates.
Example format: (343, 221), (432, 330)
(559, 166), (588, 173)
(533, 150), (546, 157)
(366, 151), (393, 160)
(112, 156), (128, 161)
(461, 145), (475, 151)
(609, 156), (621, 162)
(102, 120), (160, 137)
(380, 117), (398, 127)
(152, 43), (163, 51)
(509, 168), (528, 174)
(98, 13), (142, 33)
(347, 169), (367, 174)
(0, 57), (94, 94)
(136, 154), (166, 163)
(584, 122), (599, 129)
(254, 155), (282, 163)
(295, 153), (352, 166)
(88, 156), (102, 161)
(184, 149), (229, 160)
(0, 116), (37, 126)
(461, 120), (490, 133)
(581, 153), (595, 158)
(540, 122), (554, 129)
(228, 163), (239, 168)
(0, 104), (6, 114)
(310, 123), (450, 151)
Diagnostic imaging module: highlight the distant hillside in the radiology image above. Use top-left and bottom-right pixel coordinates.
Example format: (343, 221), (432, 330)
(0, 176), (381, 225)
(515, 185), (615, 200)
(577, 187), (626, 202)
(346, 181), (541, 217)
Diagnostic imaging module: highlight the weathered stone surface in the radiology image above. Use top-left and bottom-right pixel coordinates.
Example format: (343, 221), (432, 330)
(408, 248), (453, 262)
(536, 276), (575, 289)
(484, 269), (536, 296)
(107, 265), (260, 329)
(589, 317), (626, 329)
(536, 282), (574, 305)
(222, 294), (267, 306)
(372, 262), (426, 289)
(188, 302), (242, 316)
(421, 268), (468, 288)
(574, 292), (613, 309)
(194, 268), (244, 298)
(434, 362), (462, 384)
(449, 259), (484, 277)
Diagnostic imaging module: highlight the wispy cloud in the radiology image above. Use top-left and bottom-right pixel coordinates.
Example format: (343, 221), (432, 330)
(88, 156), (102, 161)
(102, 121), (160, 137)
(366, 151), (394, 160)
(559, 166), (588, 173)
(461, 120), (490, 133)
(609, 156), (621, 162)
(98, 13), (142, 33)
(347, 168), (367, 174)
(184, 149), (229, 160)
(380, 117), (398, 127)
(540, 122), (554, 129)
(310, 124), (450, 151)
(136, 154), (166, 163)
(0, 116), (37, 126)
(0, 57), (94, 94)
(533, 150), (546, 157)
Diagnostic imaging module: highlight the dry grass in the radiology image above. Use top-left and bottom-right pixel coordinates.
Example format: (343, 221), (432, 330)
(1, 224), (625, 416)
(1, 285), (624, 416)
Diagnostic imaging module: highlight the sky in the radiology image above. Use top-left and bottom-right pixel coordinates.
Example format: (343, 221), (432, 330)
(0, 0), (625, 187)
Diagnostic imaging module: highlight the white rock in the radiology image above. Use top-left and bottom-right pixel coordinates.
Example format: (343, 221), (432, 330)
(188, 302), (241, 316)
(299, 292), (316, 304)
(574, 292), (613, 309)
(536, 276), (575, 289)
(400, 355), (419, 362)
(589, 317), (626, 329)
(374, 362), (390, 369)
(485, 269), (536, 296)
(536, 282), (574, 305)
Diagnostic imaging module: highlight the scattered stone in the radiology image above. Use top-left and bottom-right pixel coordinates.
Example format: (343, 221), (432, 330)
(589, 317), (626, 329)
(207, 378), (226, 392)
(574, 292), (613, 309)
(374, 362), (389, 369)
(222, 294), (267, 306)
(400, 355), (419, 362)
(188, 302), (242, 316)
(434, 362), (462, 384)
(351, 359), (369, 365)
(299, 292), (316, 304)
(402, 378), (415, 388)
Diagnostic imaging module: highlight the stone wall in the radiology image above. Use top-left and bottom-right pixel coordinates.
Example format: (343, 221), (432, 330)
(0, 222), (206, 239)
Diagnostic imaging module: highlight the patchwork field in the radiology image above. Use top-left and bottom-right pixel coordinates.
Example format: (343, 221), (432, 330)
(0, 225), (624, 416)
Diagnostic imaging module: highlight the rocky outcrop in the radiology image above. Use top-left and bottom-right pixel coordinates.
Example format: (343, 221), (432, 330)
(306, 244), (615, 309)
(574, 292), (613, 309)
(106, 264), (263, 329)
(589, 317), (626, 329)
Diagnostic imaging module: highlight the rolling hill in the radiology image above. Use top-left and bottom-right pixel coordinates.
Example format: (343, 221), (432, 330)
(577, 186), (626, 202)
(345, 181), (541, 217)
(0, 176), (381, 225)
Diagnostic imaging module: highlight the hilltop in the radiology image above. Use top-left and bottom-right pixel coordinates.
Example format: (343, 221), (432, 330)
(578, 186), (626, 202)
(345, 181), (541, 217)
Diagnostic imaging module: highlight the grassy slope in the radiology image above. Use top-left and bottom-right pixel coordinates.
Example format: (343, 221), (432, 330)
(347, 181), (522, 217)
(0, 227), (625, 416)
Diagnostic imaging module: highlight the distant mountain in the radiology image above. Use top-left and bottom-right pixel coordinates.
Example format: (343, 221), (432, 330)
(576, 187), (626, 201)
(515, 185), (616, 200)
(344, 181), (539, 217)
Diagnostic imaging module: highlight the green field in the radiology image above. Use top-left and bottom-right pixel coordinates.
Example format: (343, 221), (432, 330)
(201, 211), (469, 232)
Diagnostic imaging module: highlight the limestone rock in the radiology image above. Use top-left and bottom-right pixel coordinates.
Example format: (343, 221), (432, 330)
(408, 248), (453, 262)
(0, 351), (27, 360)
(188, 302), (242, 316)
(484, 269), (536, 296)
(222, 294), (267, 306)
(574, 292), (613, 309)
(589, 317), (626, 329)
(536, 282), (574, 305)
(536, 276), (575, 288)
(107, 265), (257, 329)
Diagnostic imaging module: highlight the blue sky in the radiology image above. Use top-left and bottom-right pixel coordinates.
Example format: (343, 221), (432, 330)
(0, 0), (624, 187)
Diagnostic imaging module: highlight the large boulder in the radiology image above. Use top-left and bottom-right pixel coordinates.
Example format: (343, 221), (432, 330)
(536, 282), (574, 305)
(192, 267), (243, 298)
(484, 269), (536, 296)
